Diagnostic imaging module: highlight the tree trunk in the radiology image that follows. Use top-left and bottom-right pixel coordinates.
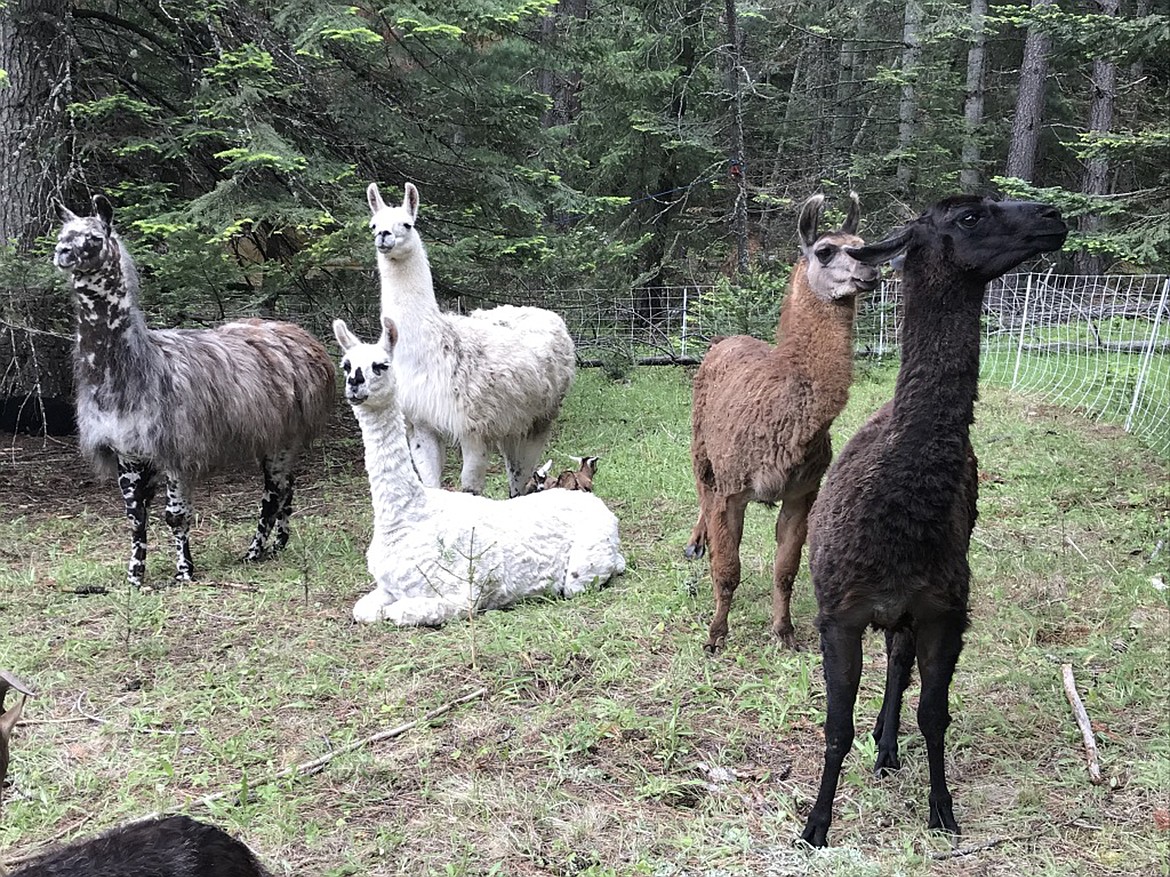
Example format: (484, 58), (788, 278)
(1005, 0), (1054, 181)
(725, 0), (748, 277)
(1075, 0), (1120, 274)
(895, 0), (922, 197)
(536, 0), (587, 130)
(0, 0), (70, 250)
(960, 0), (988, 192)
(832, 37), (859, 173)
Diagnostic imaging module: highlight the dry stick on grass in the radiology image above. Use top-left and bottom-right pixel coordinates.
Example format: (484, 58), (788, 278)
(929, 835), (1015, 860)
(2, 686), (489, 868)
(1061, 663), (1104, 785)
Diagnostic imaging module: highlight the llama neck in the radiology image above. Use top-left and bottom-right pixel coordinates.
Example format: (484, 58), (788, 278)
(71, 237), (156, 391)
(889, 267), (985, 462)
(352, 401), (427, 532)
(774, 260), (857, 423)
(376, 247), (441, 337)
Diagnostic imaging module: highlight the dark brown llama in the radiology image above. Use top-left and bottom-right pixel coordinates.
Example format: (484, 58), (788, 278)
(799, 195), (1067, 847)
(685, 193), (879, 651)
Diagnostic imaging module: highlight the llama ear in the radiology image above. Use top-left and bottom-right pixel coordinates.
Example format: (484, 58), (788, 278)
(380, 316), (399, 351)
(846, 226), (914, 266)
(797, 194), (825, 249)
(367, 183), (386, 215)
(92, 194), (114, 230)
(56, 201), (79, 223)
(403, 183), (419, 222)
(841, 192), (861, 236)
(537, 460), (553, 477)
(0, 670), (34, 792)
(332, 318), (360, 352)
(583, 456), (599, 472)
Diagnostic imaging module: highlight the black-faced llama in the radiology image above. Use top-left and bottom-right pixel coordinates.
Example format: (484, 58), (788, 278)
(685, 193), (879, 651)
(53, 195), (335, 588)
(800, 195), (1067, 847)
(367, 182), (576, 497)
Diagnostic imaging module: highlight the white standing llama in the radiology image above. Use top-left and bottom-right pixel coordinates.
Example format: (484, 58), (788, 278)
(334, 317), (624, 625)
(366, 181), (576, 496)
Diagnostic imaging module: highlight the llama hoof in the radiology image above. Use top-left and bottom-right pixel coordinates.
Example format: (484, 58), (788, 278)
(702, 636), (724, 654)
(798, 820), (829, 848)
(873, 749), (901, 775)
(928, 798), (960, 836)
(772, 627), (801, 650)
(683, 542), (705, 560)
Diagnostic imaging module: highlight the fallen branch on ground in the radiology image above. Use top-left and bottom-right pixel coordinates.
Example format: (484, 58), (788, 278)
(929, 835), (1015, 860)
(1061, 663), (1104, 785)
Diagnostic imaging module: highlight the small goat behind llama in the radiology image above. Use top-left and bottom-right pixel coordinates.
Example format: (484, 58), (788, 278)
(367, 182), (576, 497)
(335, 317), (624, 625)
(53, 195), (335, 587)
(686, 192), (878, 651)
(799, 195), (1067, 847)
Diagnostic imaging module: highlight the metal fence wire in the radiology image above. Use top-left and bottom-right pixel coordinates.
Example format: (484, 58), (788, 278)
(4, 273), (1168, 456)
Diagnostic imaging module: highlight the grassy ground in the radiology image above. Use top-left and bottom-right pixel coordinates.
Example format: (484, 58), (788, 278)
(0, 364), (1167, 876)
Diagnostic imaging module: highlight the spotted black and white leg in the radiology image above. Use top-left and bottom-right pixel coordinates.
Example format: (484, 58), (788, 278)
(245, 450), (294, 561)
(117, 458), (157, 588)
(164, 476), (195, 582)
(270, 451), (298, 554)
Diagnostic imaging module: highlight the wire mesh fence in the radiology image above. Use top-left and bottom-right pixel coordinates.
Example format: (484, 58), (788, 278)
(4, 273), (1168, 455)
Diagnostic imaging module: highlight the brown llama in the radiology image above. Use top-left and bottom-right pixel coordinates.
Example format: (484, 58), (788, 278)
(685, 193), (879, 651)
(799, 195), (1067, 847)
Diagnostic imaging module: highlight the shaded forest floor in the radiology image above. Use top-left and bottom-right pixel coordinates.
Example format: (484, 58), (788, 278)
(0, 365), (1167, 877)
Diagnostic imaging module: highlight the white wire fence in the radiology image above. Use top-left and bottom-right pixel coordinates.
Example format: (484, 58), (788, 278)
(4, 273), (1168, 455)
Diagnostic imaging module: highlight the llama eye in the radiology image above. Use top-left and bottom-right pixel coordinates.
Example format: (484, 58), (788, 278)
(958, 212), (979, 228)
(815, 247), (834, 265)
(402, 223), (412, 231)
(372, 362), (389, 374)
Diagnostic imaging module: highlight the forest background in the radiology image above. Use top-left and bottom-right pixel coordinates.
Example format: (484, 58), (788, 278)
(0, 0), (1168, 368)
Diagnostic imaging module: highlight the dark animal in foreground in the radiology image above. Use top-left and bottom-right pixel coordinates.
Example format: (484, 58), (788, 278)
(9, 815), (271, 877)
(685, 192), (879, 651)
(799, 195), (1067, 847)
(53, 195), (336, 588)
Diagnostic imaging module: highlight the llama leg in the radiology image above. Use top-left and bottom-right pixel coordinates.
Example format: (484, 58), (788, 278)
(684, 511), (707, 559)
(873, 627), (916, 775)
(458, 434), (491, 494)
(771, 491), (813, 649)
(500, 423), (552, 498)
(800, 622), (864, 848)
(247, 452), (296, 559)
(407, 423), (444, 488)
(703, 494), (747, 652)
(245, 453), (289, 562)
(163, 476), (195, 582)
(915, 618), (964, 836)
(117, 458), (157, 588)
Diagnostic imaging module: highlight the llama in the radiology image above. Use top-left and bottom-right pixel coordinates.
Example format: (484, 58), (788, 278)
(334, 317), (624, 625)
(54, 195), (335, 588)
(7, 815), (271, 876)
(367, 181), (576, 497)
(684, 193), (878, 651)
(799, 195), (1067, 847)
(524, 455), (599, 493)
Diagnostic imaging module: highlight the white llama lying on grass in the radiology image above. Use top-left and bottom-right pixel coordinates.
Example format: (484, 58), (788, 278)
(367, 181), (576, 497)
(334, 317), (625, 625)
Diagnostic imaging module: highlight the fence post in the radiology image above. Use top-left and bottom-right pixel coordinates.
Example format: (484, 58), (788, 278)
(1125, 277), (1170, 433)
(681, 286), (689, 360)
(1012, 273), (1034, 390)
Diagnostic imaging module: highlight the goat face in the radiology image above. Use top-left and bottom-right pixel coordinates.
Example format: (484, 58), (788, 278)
(54, 195), (116, 274)
(367, 182), (422, 259)
(334, 317), (399, 410)
(797, 192), (880, 302)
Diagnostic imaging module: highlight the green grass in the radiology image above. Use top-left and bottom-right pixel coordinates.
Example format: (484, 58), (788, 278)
(1, 364), (1167, 876)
